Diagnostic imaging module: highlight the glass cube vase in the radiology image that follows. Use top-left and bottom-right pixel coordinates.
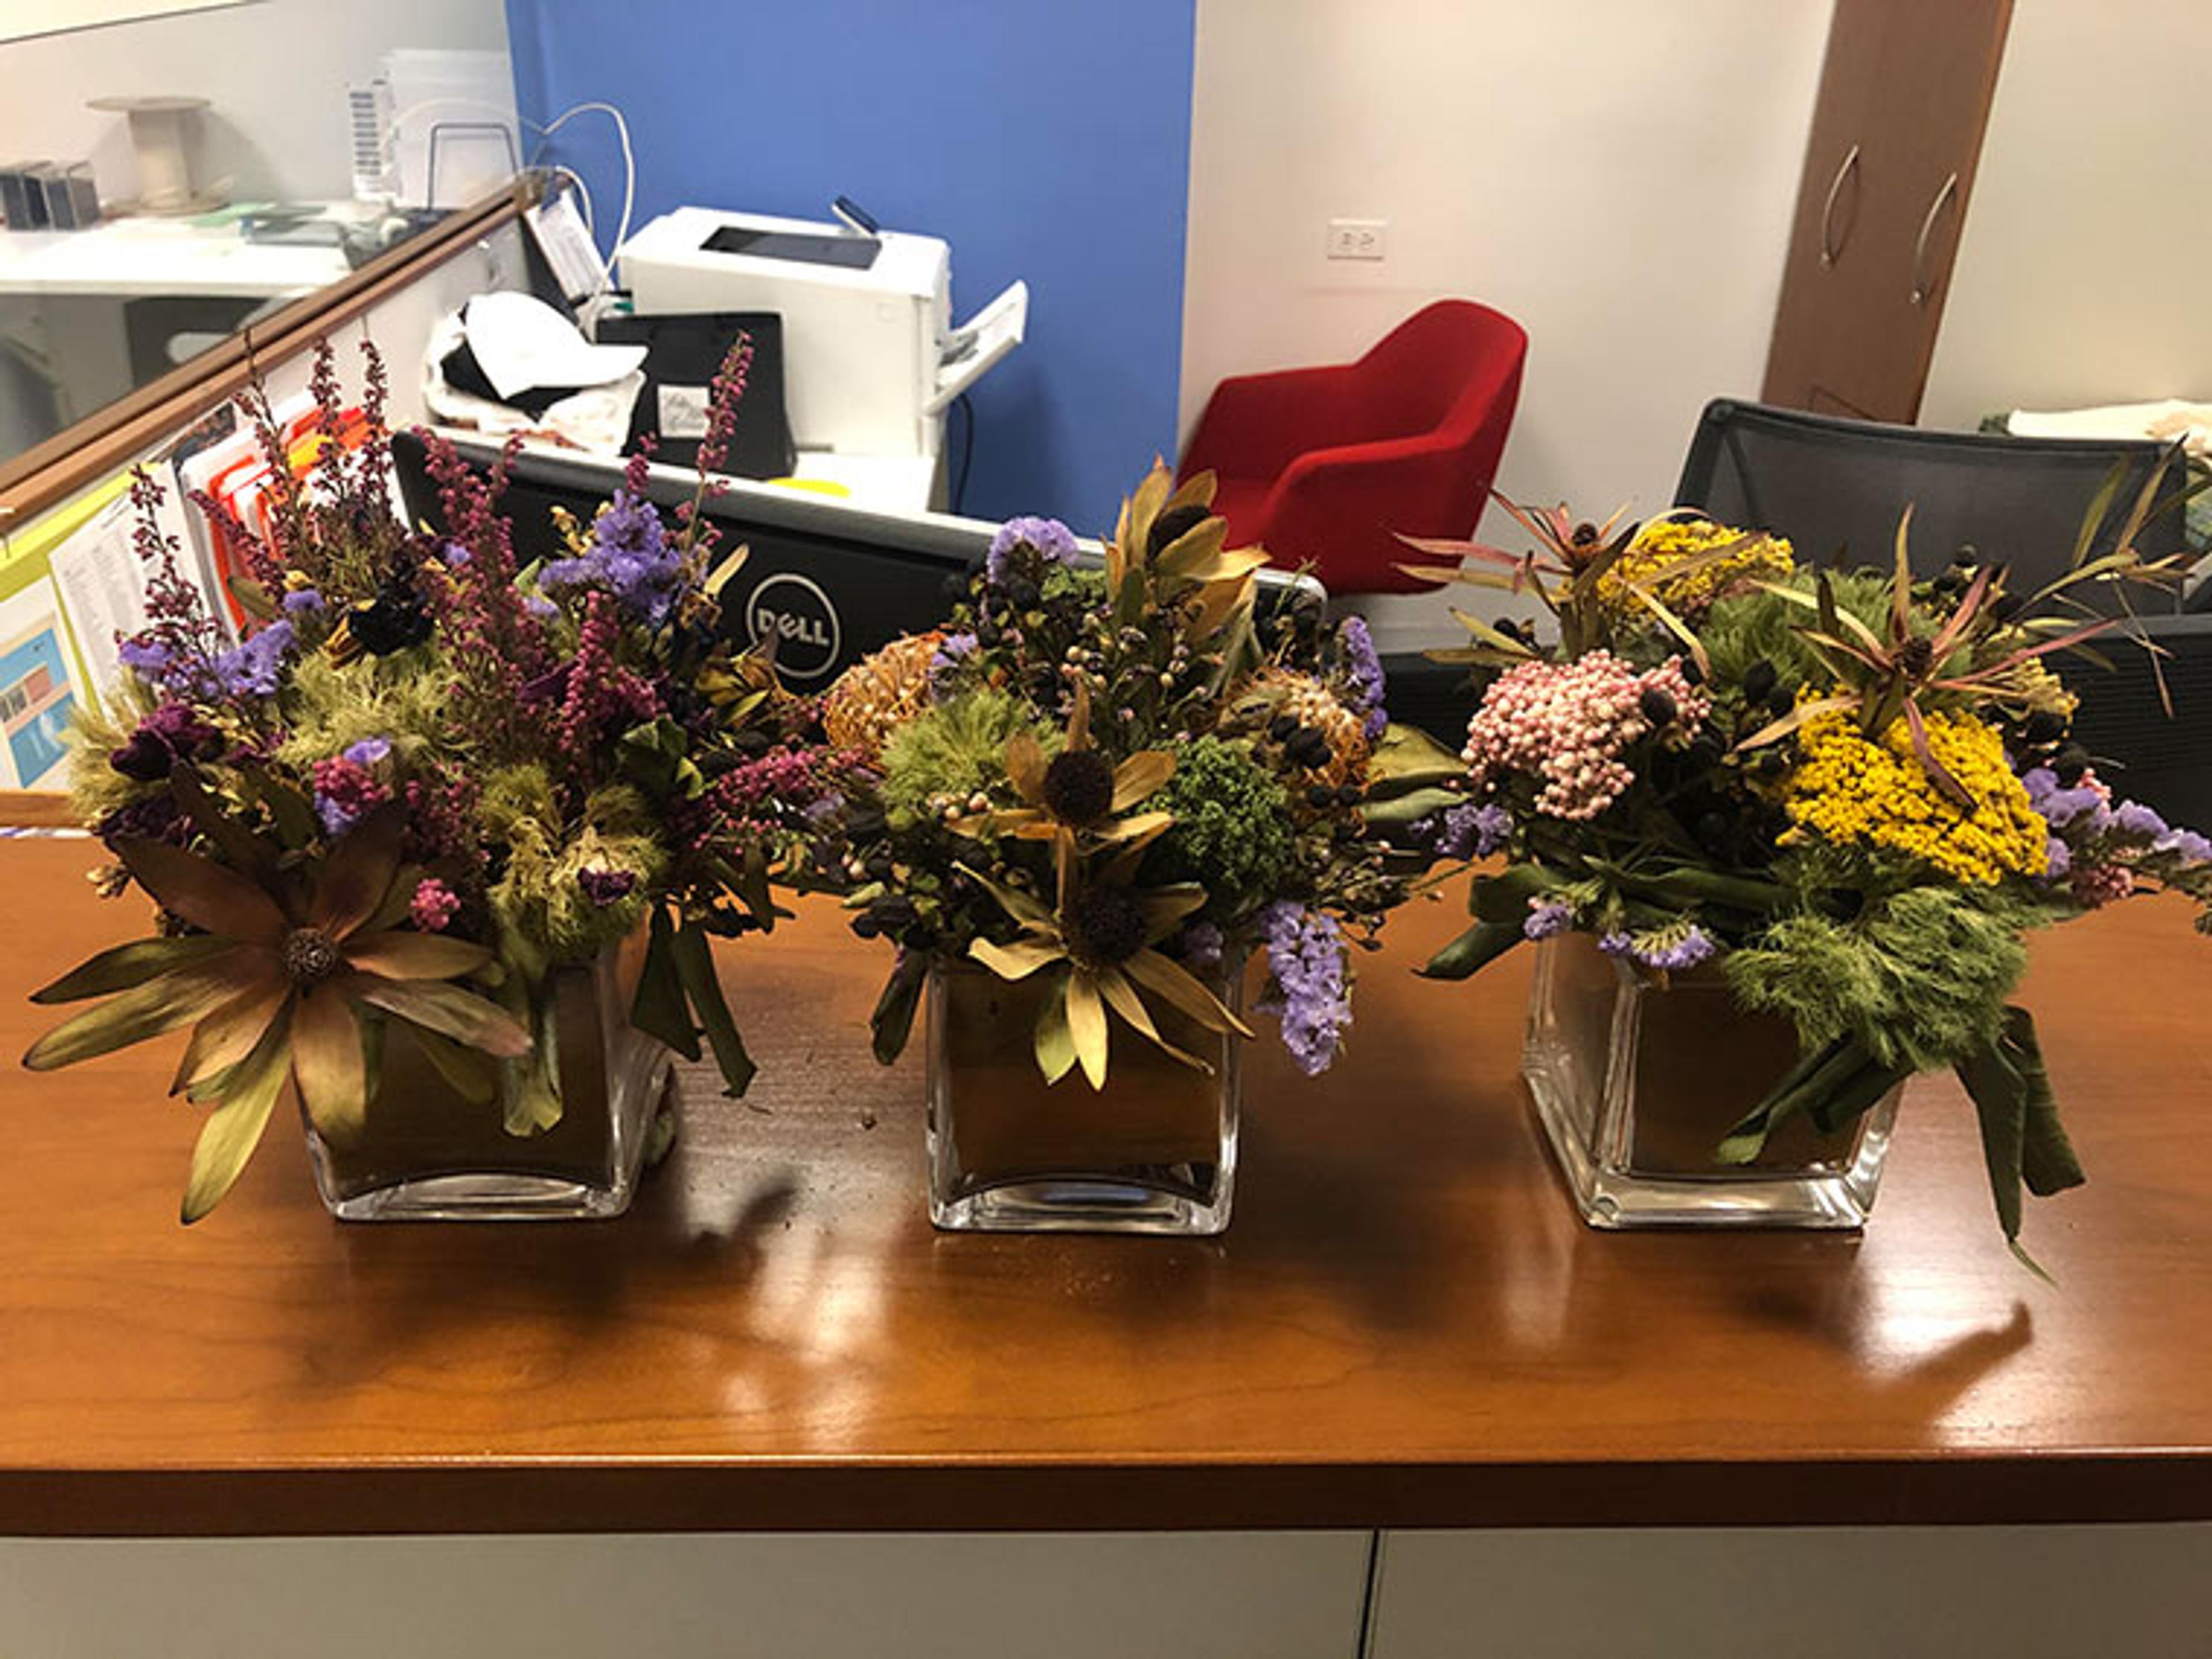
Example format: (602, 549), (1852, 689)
(1521, 933), (1902, 1230)
(924, 961), (1243, 1235)
(303, 941), (675, 1222)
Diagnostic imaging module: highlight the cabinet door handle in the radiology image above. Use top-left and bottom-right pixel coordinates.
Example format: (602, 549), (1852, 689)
(1818, 143), (1860, 267)
(1910, 172), (1960, 305)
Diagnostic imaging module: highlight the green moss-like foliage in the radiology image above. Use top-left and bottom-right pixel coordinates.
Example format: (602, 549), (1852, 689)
(1147, 736), (1295, 925)
(1702, 570), (1896, 692)
(274, 649), (452, 774)
(1724, 882), (2040, 1072)
(878, 690), (1052, 821)
(477, 768), (662, 976)
(65, 678), (157, 829)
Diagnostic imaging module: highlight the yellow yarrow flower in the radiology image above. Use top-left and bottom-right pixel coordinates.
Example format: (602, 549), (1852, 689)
(1784, 702), (2048, 885)
(1599, 517), (1797, 619)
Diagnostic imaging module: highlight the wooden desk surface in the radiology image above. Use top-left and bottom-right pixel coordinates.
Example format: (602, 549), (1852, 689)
(1, 837), (2207, 1536)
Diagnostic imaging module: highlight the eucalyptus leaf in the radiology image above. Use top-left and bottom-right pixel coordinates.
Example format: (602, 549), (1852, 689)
(869, 950), (928, 1066)
(630, 908), (703, 1062)
(1418, 920), (1523, 981)
(670, 919), (755, 1097)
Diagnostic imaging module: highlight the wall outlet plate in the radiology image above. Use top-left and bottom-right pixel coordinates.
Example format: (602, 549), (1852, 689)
(1326, 218), (1387, 260)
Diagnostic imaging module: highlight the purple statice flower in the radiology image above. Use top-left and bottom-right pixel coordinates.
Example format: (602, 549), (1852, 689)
(2156, 827), (2212, 866)
(344, 736), (393, 768)
(578, 867), (638, 907)
(1257, 900), (1351, 1077)
(1177, 920), (1225, 974)
(441, 541), (472, 568)
(984, 515), (1078, 587)
(1632, 925), (1717, 972)
(524, 593), (558, 620)
(2041, 836), (2073, 882)
(2021, 765), (2113, 836)
(1336, 615), (1388, 740)
(116, 636), (175, 679)
(2113, 800), (2169, 842)
(281, 588), (327, 618)
(929, 630), (978, 692)
(541, 490), (683, 626)
(211, 620), (296, 699)
(1524, 899), (1572, 941)
(1433, 801), (1512, 861)
(1596, 929), (1634, 958)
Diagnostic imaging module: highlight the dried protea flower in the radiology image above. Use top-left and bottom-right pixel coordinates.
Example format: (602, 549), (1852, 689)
(821, 632), (944, 760)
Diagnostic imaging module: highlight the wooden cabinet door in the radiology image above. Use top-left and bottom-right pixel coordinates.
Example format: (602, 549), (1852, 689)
(1762, 0), (2012, 422)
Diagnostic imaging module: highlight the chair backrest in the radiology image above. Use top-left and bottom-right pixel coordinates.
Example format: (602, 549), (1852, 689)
(1675, 399), (2189, 604)
(1353, 300), (1527, 442)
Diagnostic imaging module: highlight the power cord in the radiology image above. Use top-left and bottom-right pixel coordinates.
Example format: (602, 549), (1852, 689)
(952, 392), (976, 515)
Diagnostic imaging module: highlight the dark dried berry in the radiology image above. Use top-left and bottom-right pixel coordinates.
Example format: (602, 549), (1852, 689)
(2052, 744), (2091, 786)
(1679, 654), (1705, 687)
(1741, 660), (1778, 703)
(2024, 709), (2068, 745)
(1065, 884), (1148, 966)
(1267, 715), (1297, 743)
(1041, 749), (1116, 826)
(1765, 684), (1795, 715)
(1990, 594), (2025, 623)
(1336, 782), (1363, 805)
(1306, 783), (1336, 808)
(1952, 545), (1979, 569)
(1638, 687), (1679, 728)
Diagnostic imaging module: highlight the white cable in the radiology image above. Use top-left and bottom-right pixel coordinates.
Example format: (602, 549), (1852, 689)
(531, 101), (635, 265)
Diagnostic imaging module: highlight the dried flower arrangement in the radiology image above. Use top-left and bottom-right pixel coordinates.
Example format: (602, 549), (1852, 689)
(24, 337), (866, 1219)
(823, 464), (1410, 1088)
(1412, 481), (2212, 1264)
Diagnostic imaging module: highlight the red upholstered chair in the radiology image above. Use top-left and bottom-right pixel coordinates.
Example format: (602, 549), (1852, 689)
(1178, 301), (1527, 594)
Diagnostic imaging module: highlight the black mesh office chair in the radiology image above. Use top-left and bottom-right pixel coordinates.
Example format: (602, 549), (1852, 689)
(1675, 399), (2212, 828)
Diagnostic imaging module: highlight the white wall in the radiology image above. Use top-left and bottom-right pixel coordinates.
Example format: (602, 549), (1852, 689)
(0, 0), (509, 206)
(1179, 0), (1835, 643)
(1920, 0), (2212, 430)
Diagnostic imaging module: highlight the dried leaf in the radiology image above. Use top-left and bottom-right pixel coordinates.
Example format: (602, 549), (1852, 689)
(290, 987), (368, 1142)
(30, 934), (234, 1005)
(1111, 750), (1175, 810)
(115, 839), (287, 944)
(1066, 970), (1109, 1090)
(969, 936), (1062, 981)
(341, 930), (495, 982)
(179, 1016), (293, 1224)
(1123, 948), (1253, 1038)
(344, 974), (531, 1058)
(24, 953), (264, 1071)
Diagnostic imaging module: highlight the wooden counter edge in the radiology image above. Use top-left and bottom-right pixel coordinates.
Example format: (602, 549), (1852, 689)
(5, 1453), (2207, 1536)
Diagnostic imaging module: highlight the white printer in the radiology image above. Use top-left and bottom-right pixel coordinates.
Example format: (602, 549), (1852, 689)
(618, 205), (1027, 462)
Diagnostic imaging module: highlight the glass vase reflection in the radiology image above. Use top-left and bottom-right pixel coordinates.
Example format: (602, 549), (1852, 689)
(1522, 933), (1900, 1229)
(925, 961), (1242, 1235)
(303, 940), (674, 1221)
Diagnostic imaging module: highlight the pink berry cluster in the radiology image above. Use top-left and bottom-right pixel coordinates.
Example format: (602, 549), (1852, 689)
(1462, 650), (1710, 821)
(409, 877), (462, 933)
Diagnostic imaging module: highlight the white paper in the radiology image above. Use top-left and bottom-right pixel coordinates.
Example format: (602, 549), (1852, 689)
(45, 483), (189, 703)
(0, 579), (80, 790)
(464, 291), (645, 401)
(657, 384), (710, 440)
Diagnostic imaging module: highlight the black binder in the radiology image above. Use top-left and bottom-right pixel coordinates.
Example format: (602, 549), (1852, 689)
(593, 311), (797, 480)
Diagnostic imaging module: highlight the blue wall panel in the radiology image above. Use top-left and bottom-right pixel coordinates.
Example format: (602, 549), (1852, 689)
(506, 0), (1196, 531)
